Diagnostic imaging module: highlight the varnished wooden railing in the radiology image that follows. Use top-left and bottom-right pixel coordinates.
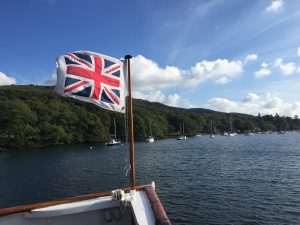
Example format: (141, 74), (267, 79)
(144, 185), (172, 225)
(0, 184), (172, 224)
(0, 185), (146, 217)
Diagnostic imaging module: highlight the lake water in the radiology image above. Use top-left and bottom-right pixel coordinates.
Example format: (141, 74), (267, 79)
(1, 133), (300, 224)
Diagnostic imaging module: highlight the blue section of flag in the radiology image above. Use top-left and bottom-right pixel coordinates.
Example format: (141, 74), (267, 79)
(104, 59), (114, 68)
(101, 90), (113, 104)
(65, 57), (80, 65)
(111, 89), (120, 98)
(73, 86), (91, 97)
(112, 70), (120, 77)
(73, 53), (92, 64)
(65, 77), (80, 86)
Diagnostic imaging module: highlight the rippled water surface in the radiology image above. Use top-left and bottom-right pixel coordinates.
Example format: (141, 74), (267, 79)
(1, 133), (300, 224)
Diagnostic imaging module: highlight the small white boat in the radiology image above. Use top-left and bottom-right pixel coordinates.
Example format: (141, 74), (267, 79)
(277, 131), (286, 134)
(210, 119), (214, 138)
(106, 118), (121, 146)
(222, 132), (229, 136)
(176, 135), (187, 140)
(195, 134), (202, 137)
(146, 120), (155, 143)
(146, 136), (155, 143)
(0, 183), (171, 225)
(176, 121), (187, 140)
(105, 138), (121, 146)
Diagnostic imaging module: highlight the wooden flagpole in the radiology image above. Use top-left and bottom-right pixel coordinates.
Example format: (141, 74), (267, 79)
(125, 55), (135, 189)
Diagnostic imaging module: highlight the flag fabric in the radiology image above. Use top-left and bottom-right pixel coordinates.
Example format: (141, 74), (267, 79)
(55, 51), (126, 113)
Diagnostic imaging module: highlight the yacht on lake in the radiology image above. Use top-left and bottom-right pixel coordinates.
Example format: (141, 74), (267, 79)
(145, 120), (154, 143)
(105, 118), (121, 146)
(176, 121), (187, 140)
(210, 119), (215, 138)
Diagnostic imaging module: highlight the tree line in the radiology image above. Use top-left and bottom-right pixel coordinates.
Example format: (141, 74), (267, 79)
(0, 85), (299, 149)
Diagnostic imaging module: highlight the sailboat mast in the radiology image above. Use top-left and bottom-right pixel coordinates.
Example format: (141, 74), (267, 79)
(179, 123), (181, 135)
(114, 117), (116, 139)
(183, 121), (184, 135)
(125, 55), (135, 189)
(150, 120), (152, 136)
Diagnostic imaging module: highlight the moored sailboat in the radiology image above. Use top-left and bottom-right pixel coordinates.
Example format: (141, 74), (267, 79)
(176, 121), (187, 140)
(145, 120), (154, 143)
(210, 119), (215, 138)
(227, 115), (237, 137)
(105, 118), (121, 146)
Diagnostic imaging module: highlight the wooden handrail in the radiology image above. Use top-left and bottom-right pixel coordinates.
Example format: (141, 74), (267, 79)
(144, 185), (172, 225)
(0, 185), (146, 217)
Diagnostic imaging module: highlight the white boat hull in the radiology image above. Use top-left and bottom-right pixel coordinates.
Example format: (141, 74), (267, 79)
(176, 136), (187, 140)
(105, 139), (121, 146)
(146, 137), (154, 143)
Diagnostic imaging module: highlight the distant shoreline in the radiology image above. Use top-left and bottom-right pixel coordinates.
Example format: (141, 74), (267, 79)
(1, 85), (299, 149)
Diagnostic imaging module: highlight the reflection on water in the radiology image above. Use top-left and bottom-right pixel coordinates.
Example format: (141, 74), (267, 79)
(1, 133), (300, 224)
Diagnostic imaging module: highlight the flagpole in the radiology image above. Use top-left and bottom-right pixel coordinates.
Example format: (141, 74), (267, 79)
(125, 55), (135, 189)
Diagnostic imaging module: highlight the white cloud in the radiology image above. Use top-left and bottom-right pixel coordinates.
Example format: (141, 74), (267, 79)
(254, 58), (299, 78)
(208, 92), (300, 117)
(131, 55), (183, 91)
(132, 90), (181, 107)
(297, 47), (300, 57)
(254, 63), (272, 78)
(0, 72), (17, 86)
(265, 0), (284, 13)
(166, 93), (181, 107)
(244, 54), (258, 63)
(208, 98), (238, 112)
(273, 58), (297, 75)
(189, 59), (243, 85)
(131, 55), (244, 91)
(242, 93), (260, 103)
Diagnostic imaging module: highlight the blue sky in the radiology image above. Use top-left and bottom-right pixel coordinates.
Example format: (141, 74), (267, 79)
(1, 0), (300, 116)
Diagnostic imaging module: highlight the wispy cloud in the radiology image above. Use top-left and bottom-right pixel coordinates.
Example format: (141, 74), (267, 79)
(162, 0), (226, 64)
(0, 72), (16, 85)
(265, 0), (284, 13)
(244, 54), (258, 63)
(297, 47), (300, 57)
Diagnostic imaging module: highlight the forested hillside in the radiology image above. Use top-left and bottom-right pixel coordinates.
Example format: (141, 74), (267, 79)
(0, 85), (299, 148)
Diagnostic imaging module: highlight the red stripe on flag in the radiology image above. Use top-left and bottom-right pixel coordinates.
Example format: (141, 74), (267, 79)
(64, 81), (88, 93)
(105, 65), (121, 74)
(103, 86), (119, 105)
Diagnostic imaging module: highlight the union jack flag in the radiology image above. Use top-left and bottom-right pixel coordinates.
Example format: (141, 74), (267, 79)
(55, 51), (125, 113)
